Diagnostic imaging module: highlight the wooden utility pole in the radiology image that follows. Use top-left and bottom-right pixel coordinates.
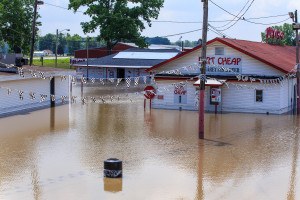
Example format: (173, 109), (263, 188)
(29, 0), (39, 66)
(295, 10), (300, 115)
(86, 37), (89, 79)
(199, 0), (208, 139)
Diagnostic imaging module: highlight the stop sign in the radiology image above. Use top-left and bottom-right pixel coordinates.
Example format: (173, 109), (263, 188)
(144, 85), (156, 99)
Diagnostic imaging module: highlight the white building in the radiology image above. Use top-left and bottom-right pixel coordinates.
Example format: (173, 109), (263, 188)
(73, 48), (180, 79)
(147, 37), (296, 114)
(0, 66), (74, 116)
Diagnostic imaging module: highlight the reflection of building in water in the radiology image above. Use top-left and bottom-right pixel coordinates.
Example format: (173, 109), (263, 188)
(0, 105), (69, 193)
(147, 37), (297, 114)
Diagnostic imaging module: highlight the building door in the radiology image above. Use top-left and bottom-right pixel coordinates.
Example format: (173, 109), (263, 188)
(117, 68), (125, 78)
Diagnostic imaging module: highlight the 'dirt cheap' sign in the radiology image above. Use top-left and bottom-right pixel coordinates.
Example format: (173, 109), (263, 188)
(206, 56), (242, 75)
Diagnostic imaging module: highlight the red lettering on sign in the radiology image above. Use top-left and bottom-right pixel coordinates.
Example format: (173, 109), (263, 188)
(174, 86), (187, 95)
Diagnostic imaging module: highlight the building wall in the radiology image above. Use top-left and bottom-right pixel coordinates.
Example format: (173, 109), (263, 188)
(153, 41), (283, 77)
(152, 80), (198, 111)
(152, 79), (294, 114)
(221, 82), (282, 114)
(74, 43), (134, 59)
(77, 67), (150, 79)
(0, 77), (69, 115)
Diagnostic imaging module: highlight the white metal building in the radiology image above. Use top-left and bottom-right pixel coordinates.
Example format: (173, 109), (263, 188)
(73, 48), (180, 79)
(0, 66), (73, 116)
(147, 37), (297, 114)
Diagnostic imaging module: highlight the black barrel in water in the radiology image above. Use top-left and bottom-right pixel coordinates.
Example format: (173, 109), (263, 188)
(104, 158), (122, 178)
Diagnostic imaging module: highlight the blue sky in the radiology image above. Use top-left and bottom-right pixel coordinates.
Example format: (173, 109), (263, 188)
(39, 0), (300, 42)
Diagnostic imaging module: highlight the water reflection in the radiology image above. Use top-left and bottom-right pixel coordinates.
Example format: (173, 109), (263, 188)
(0, 90), (299, 199)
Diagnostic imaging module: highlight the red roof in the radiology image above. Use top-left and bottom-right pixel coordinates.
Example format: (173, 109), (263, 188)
(147, 37), (296, 73)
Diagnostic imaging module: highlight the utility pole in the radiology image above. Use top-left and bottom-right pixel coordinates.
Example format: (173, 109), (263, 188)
(86, 36), (89, 79)
(29, 0), (43, 66)
(55, 29), (70, 68)
(295, 10), (300, 115)
(55, 29), (58, 68)
(199, 0), (208, 139)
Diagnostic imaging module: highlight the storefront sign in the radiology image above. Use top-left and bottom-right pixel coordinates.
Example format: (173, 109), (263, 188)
(265, 27), (284, 40)
(174, 85), (187, 95)
(206, 56), (242, 75)
(211, 88), (221, 103)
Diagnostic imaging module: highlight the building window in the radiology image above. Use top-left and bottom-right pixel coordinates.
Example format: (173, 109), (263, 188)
(256, 90), (263, 102)
(215, 47), (224, 55)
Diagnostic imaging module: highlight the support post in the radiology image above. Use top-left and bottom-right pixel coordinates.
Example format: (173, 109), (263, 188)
(199, 0), (208, 139)
(50, 77), (55, 107)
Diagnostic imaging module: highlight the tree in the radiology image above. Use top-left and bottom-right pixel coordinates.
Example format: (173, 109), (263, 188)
(261, 23), (296, 46)
(38, 33), (56, 52)
(66, 34), (83, 55)
(68, 0), (164, 54)
(0, 0), (38, 54)
(146, 37), (171, 45)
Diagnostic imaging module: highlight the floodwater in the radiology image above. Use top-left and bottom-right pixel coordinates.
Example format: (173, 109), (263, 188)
(0, 86), (299, 200)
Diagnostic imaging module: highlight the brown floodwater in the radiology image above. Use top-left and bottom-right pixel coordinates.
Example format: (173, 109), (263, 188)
(0, 85), (299, 200)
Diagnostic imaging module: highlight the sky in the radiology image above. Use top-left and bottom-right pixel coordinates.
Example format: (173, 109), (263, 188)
(39, 0), (300, 43)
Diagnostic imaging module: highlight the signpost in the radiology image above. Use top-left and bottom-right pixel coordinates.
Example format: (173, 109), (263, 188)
(144, 85), (156, 109)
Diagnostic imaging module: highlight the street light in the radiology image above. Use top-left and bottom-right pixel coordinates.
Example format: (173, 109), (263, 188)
(29, 0), (44, 66)
(55, 29), (70, 68)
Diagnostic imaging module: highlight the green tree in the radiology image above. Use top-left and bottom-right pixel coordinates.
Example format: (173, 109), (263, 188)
(0, 0), (38, 54)
(66, 34), (83, 55)
(261, 23), (296, 46)
(38, 33), (56, 52)
(146, 37), (171, 45)
(68, 0), (164, 54)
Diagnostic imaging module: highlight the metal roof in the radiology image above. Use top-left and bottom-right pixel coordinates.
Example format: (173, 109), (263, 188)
(73, 48), (181, 68)
(113, 52), (178, 60)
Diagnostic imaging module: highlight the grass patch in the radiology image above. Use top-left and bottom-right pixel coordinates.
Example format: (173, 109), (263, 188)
(33, 57), (72, 69)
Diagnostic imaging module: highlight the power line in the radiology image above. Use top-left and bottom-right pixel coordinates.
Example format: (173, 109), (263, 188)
(214, 0), (252, 29)
(209, 0), (255, 31)
(43, 1), (288, 24)
(244, 17), (290, 25)
(160, 28), (202, 38)
(208, 24), (274, 55)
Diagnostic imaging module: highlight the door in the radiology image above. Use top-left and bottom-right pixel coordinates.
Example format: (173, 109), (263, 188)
(117, 68), (125, 78)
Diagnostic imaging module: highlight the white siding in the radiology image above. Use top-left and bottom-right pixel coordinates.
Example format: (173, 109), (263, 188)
(152, 80), (198, 111)
(154, 41), (283, 77)
(279, 78), (296, 113)
(0, 76), (70, 115)
(221, 83), (282, 114)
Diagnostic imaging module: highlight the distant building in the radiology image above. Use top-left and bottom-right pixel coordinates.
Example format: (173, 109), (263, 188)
(74, 42), (137, 59)
(72, 48), (180, 79)
(33, 50), (54, 57)
(147, 37), (297, 114)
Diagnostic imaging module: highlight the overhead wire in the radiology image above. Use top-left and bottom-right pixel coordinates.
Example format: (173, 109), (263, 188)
(214, 0), (252, 29)
(209, 0), (256, 31)
(43, 1), (288, 24)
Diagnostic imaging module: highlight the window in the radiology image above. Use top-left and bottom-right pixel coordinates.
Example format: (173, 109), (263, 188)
(256, 90), (263, 102)
(215, 47), (224, 55)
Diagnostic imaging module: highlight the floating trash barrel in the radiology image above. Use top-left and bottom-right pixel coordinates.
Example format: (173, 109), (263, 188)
(104, 158), (122, 178)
